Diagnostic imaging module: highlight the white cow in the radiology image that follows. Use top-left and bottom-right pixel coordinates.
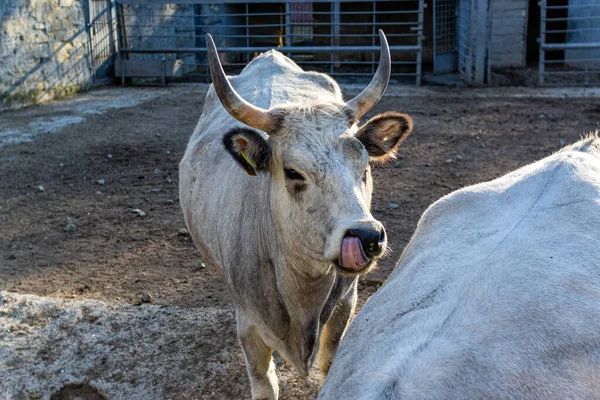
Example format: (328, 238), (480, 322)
(320, 134), (600, 399)
(180, 31), (413, 399)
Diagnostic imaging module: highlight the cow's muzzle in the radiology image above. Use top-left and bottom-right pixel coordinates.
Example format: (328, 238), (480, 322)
(338, 226), (387, 272)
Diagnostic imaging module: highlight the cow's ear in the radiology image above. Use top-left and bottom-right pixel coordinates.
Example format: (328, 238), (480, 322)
(356, 112), (413, 163)
(223, 128), (271, 176)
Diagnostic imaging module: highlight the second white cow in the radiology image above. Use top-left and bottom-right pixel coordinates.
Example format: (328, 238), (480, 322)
(320, 133), (600, 400)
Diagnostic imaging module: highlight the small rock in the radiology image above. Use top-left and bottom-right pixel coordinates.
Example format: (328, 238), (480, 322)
(445, 159), (453, 164)
(165, 199), (176, 205)
(96, 179), (105, 185)
(107, 154), (113, 159)
(456, 155), (463, 161)
(200, 262), (207, 269)
(153, 168), (161, 175)
(131, 208), (146, 217)
(166, 150), (171, 154)
(37, 185), (45, 192)
(166, 177), (173, 183)
(59, 163), (64, 167)
(393, 160), (401, 168)
(95, 191), (103, 195)
(559, 138), (566, 146)
(141, 293), (153, 303)
(151, 188), (161, 193)
(425, 163), (431, 167)
(64, 223), (75, 232)
(388, 203), (399, 209)
(428, 143), (437, 149)
(480, 143), (486, 148)
(178, 228), (189, 236)
(538, 113), (546, 119)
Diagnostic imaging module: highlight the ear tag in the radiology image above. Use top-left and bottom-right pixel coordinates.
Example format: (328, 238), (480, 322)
(240, 150), (257, 169)
(236, 137), (257, 176)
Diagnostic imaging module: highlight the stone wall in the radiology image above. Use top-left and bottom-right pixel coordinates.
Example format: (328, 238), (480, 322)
(0, 0), (92, 108)
(490, 0), (528, 68)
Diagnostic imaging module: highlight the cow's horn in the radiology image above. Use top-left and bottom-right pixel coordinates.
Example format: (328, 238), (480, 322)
(346, 30), (391, 119)
(206, 34), (271, 132)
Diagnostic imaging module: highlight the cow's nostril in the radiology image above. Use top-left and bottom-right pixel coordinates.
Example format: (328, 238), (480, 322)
(378, 227), (387, 245)
(345, 228), (385, 257)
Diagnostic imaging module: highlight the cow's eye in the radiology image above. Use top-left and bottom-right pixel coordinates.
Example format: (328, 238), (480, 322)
(284, 168), (305, 181)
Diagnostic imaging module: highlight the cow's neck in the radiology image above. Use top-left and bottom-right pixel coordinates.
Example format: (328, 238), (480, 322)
(271, 251), (336, 329)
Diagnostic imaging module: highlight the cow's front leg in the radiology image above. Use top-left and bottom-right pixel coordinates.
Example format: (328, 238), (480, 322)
(317, 278), (358, 377)
(237, 311), (278, 400)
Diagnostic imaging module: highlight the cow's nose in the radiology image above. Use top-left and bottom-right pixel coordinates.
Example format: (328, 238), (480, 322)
(346, 226), (387, 257)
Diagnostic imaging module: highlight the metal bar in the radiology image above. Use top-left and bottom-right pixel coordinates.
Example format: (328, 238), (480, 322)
(416, 0), (423, 84)
(371, 1), (375, 74)
(285, 2), (291, 57)
(543, 28), (600, 34)
(245, 3), (249, 64)
(543, 70), (600, 75)
(333, 1), (340, 70)
(120, 45), (422, 53)
(538, 0), (546, 85)
(543, 16), (600, 22)
(117, 10), (421, 18)
(119, 21), (420, 28)
(541, 42), (600, 50)
(120, 33), (421, 39)
(545, 58), (599, 64)
(117, 0), (416, 4)
(545, 4), (600, 9)
(148, 60), (419, 66)
(433, 0), (437, 66)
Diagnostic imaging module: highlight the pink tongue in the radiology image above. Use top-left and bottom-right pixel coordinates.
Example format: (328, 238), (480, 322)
(340, 237), (370, 270)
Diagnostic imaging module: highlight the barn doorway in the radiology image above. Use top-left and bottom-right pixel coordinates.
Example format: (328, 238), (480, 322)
(526, 0), (540, 65)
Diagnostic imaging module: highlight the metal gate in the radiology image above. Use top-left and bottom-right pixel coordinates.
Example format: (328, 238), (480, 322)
(88, 0), (117, 84)
(539, 0), (600, 86)
(457, 0), (489, 84)
(114, 0), (424, 84)
(433, 0), (458, 74)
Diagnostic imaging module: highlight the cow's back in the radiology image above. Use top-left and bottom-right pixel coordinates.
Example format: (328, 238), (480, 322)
(319, 136), (600, 399)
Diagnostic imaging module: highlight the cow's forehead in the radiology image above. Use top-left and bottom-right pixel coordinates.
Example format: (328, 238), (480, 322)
(281, 131), (368, 174)
(271, 103), (355, 139)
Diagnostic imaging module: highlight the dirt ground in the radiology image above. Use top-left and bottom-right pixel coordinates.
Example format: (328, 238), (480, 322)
(1, 84), (599, 399)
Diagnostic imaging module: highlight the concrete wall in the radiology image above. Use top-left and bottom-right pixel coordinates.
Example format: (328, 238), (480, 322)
(0, 0), (92, 108)
(490, 0), (528, 68)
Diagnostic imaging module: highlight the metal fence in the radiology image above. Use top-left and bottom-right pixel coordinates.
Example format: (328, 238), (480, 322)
(113, 0), (424, 84)
(433, 0), (458, 74)
(88, 0), (118, 84)
(539, 0), (600, 86)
